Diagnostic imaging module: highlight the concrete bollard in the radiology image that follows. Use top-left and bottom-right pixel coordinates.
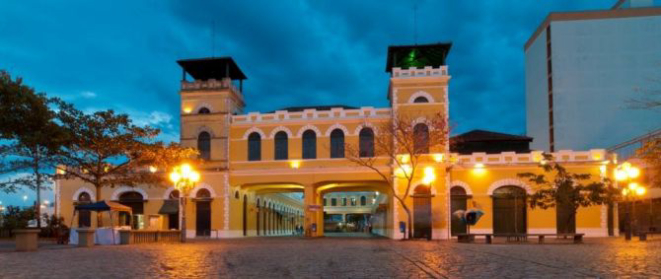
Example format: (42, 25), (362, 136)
(14, 229), (40, 252)
(77, 228), (96, 247)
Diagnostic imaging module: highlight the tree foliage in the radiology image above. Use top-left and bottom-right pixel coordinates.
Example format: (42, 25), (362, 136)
(518, 153), (617, 229)
(637, 138), (661, 187)
(345, 112), (450, 239)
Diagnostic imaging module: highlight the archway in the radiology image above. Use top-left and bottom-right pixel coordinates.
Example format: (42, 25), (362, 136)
(195, 189), (212, 237)
(492, 186), (527, 234)
(118, 191), (145, 229)
(238, 182), (305, 237)
(412, 185), (432, 240)
(450, 187), (468, 236)
(77, 192), (92, 227)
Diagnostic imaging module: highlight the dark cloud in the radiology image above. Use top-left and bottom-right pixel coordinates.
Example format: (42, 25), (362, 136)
(1, 0), (614, 141)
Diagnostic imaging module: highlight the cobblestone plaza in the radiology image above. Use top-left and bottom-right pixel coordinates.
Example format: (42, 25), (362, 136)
(2, 237), (660, 278)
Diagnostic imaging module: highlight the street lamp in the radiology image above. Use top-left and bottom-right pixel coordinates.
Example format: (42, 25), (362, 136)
(169, 163), (201, 243)
(615, 162), (642, 240)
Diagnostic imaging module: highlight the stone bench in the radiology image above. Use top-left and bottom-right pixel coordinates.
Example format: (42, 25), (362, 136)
(457, 233), (584, 244)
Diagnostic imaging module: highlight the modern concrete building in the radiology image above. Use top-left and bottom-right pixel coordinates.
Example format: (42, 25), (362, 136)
(525, 0), (661, 152)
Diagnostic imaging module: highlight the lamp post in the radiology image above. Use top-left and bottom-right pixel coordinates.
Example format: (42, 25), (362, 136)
(615, 162), (642, 241)
(169, 163), (200, 243)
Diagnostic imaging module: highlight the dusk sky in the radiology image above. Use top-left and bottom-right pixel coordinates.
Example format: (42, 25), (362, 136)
(0, 0), (614, 205)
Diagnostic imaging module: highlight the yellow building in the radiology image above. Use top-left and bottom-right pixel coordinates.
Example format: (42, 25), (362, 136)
(55, 43), (616, 239)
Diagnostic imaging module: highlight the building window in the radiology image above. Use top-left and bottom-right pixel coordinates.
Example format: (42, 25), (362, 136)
(359, 128), (374, 157)
(198, 131), (211, 160)
(198, 107), (211, 114)
(351, 197), (356, 206)
(342, 197), (347, 206)
(248, 132), (261, 161)
(323, 198), (327, 206)
(77, 192), (92, 227)
(302, 130), (316, 159)
(413, 96), (429, 103)
(330, 129), (345, 158)
(360, 196), (366, 206)
(274, 131), (288, 160)
(169, 190), (180, 199)
(331, 198), (337, 206)
(413, 123), (429, 154)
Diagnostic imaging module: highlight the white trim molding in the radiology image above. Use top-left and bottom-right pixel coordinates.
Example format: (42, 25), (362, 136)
(450, 180), (473, 196)
(353, 123), (378, 136)
(268, 126), (294, 139)
(408, 91), (435, 103)
(296, 124), (322, 138)
(197, 126), (215, 138)
(73, 187), (96, 202)
(163, 187), (177, 199)
(190, 183), (217, 198)
(487, 178), (533, 195)
(242, 127), (266, 140)
(324, 124), (350, 137)
(111, 186), (149, 201)
(194, 102), (214, 114)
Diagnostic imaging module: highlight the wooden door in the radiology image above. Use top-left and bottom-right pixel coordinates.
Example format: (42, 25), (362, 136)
(493, 186), (526, 234)
(196, 201), (211, 237)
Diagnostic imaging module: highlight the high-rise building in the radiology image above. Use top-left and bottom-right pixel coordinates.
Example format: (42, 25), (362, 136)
(525, 0), (661, 152)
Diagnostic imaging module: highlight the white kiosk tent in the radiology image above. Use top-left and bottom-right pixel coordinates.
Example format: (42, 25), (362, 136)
(71, 200), (132, 245)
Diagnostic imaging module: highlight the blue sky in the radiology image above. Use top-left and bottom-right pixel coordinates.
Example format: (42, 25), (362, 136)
(0, 0), (614, 206)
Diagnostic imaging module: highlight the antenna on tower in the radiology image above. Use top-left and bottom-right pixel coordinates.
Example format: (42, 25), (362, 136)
(413, 1), (418, 45)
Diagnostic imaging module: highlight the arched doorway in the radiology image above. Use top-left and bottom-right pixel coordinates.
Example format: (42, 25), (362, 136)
(492, 186), (527, 234)
(167, 190), (180, 230)
(413, 185), (432, 240)
(243, 194), (248, 236)
(195, 189), (212, 237)
(77, 192), (92, 227)
(118, 191), (144, 229)
(450, 187), (468, 236)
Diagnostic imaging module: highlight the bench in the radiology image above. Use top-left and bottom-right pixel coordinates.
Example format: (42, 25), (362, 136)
(456, 233), (584, 244)
(639, 231), (661, 241)
(456, 233), (493, 244)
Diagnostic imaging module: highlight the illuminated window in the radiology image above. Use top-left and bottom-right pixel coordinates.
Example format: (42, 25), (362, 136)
(413, 123), (429, 154)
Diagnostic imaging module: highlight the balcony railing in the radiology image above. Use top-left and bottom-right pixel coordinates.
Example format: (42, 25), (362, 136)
(181, 78), (238, 92)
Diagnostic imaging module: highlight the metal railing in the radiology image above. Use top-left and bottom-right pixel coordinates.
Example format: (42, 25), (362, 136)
(607, 128), (661, 161)
(119, 230), (181, 244)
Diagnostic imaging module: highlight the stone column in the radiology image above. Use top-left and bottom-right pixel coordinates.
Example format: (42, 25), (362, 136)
(303, 185), (320, 237)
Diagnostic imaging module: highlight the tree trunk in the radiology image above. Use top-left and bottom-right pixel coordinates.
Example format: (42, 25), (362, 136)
(396, 197), (413, 240)
(34, 150), (41, 228)
(96, 185), (103, 227)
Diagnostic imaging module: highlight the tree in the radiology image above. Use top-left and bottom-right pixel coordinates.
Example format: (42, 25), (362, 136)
(55, 105), (197, 226)
(518, 153), (617, 233)
(0, 71), (69, 227)
(637, 138), (661, 187)
(345, 112), (450, 239)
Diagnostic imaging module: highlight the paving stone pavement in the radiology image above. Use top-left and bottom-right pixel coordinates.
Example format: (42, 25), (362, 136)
(1, 236), (660, 278)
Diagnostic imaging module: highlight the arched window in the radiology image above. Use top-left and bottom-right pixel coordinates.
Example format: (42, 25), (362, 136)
(302, 130), (316, 159)
(413, 96), (429, 103)
(274, 131), (288, 160)
(248, 132), (261, 161)
(323, 198), (327, 206)
(169, 189), (180, 199)
(342, 197), (347, 206)
(198, 131), (211, 160)
(235, 191), (239, 199)
(197, 188), (211, 199)
(77, 192), (92, 227)
(413, 123), (429, 154)
(330, 129), (345, 158)
(331, 198), (337, 206)
(350, 197), (356, 206)
(198, 107), (211, 114)
(360, 196), (366, 206)
(359, 128), (374, 157)
(119, 191), (145, 229)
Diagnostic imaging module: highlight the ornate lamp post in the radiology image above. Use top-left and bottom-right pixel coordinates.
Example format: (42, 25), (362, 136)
(169, 163), (200, 243)
(615, 162), (642, 240)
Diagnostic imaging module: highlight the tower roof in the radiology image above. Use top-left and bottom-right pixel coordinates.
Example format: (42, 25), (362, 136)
(177, 57), (247, 80)
(385, 42), (452, 72)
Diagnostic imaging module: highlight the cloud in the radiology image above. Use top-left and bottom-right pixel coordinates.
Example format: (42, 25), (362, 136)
(0, 0), (615, 140)
(80, 91), (96, 98)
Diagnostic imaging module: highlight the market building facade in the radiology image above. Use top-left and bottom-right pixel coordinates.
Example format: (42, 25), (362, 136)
(56, 43), (616, 239)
